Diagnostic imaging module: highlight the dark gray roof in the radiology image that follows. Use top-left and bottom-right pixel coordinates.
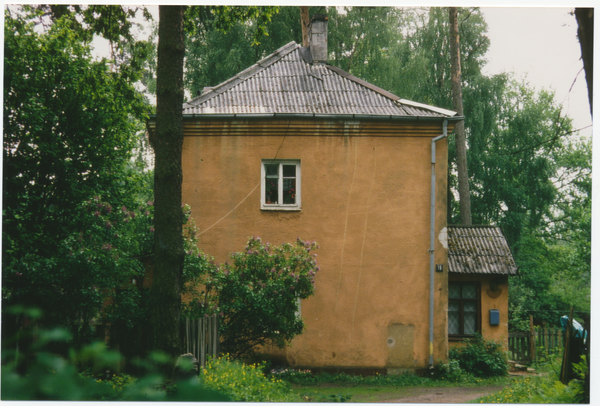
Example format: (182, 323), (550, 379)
(448, 226), (518, 276)
(183, 41), (457, 118)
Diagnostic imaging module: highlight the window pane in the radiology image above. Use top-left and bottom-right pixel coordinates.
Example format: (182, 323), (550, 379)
(449, 284), (461, 299)
(464, 301), (477, 312)
(462, 284), (477, 299)
(265, 163), (279, 177)
(283, 178), (296, 204)
(449, 312), (460, 335)
(265, 178), (278, 204)
(464, 301), (477, 335)
(282, 164), (296, 177)
(464, 312), (477, 334)
(448, 302), (460, 335)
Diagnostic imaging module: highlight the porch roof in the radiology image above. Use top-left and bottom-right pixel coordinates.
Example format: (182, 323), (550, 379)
(448, 225), (518, 276)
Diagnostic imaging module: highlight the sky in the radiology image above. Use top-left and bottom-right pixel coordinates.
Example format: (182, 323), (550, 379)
(480, 7), (592, 139)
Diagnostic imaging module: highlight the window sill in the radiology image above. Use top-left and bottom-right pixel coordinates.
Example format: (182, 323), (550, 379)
(448, 335), (478, 342)
(261, 206), (302, 211)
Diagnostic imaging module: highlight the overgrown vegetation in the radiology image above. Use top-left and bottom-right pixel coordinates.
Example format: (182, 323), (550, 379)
(476, 354), (588, 403)
(2, 306), (302, 402)
(1, 307), (229, 401)
(3, 6), (153, 347)
(447, 335), (509, 377)
(201, 354), (301, 401)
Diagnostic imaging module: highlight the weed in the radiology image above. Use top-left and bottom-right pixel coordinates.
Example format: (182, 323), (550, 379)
(201, 354), (301, 402)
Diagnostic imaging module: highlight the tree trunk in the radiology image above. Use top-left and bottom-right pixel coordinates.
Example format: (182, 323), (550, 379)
(150, 5), (186, 364)
(300, 7), (310, 47)
(575, 8), (593, 117)
(449, 7), (472, 225)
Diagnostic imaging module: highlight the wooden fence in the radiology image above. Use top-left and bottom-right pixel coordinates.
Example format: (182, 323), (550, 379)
(184, 316), (219, 368)
(508, 327), (563, 363)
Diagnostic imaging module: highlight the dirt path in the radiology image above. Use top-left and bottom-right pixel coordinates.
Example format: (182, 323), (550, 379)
(379, 385), (504, 403)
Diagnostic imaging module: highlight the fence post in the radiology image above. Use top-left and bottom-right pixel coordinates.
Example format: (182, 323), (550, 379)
(529, 315), (535, 362)
(582, 315), (590, 403)
(543, 322), (548, 357)
(560, 306), (574, 384)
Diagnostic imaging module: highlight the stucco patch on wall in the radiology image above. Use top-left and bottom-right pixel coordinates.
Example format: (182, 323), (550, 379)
(386, 323), (415, 368)
(438, 227), (448, 249)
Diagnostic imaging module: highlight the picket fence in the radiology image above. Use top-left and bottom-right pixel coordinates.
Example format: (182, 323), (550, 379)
(508, 327), (563, 363)
(184, 316), (219, 368)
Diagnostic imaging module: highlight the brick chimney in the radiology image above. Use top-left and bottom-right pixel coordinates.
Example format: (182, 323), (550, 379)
(308, 14), (328, 64)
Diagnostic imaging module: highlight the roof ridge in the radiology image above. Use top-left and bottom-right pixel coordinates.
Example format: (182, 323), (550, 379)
(184, 41), (300, 108)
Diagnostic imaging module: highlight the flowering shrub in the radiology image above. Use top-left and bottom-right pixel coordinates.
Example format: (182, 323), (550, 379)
(183, 236), (320, 359)
(201, 354), (300, 402)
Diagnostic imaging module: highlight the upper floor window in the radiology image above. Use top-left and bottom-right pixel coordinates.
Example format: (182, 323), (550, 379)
(261, 160), (301, 210)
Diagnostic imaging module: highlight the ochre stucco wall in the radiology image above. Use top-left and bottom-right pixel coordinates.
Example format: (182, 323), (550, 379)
(448, 273), (510, 349)
(182, 119), (450, 371)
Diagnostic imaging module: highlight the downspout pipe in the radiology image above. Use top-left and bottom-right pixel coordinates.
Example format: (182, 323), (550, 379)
(429, 119), (448, 369)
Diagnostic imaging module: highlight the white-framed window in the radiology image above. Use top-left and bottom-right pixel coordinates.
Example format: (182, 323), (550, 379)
(261, 160), (301, 210)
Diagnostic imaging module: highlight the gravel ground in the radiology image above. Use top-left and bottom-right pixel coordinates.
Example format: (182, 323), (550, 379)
(380, 385), (505, 403)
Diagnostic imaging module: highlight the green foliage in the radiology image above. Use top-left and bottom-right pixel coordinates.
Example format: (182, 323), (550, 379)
(271, 365), (510, 390)
(430, 359), (469, 382)
(201, 354), (301, 402)
(1, 308), (230, 401)
(476, 356), (586, 404)
(3, 6), (152, 345)
(183, 236), (319, 359)
(448, 335), (509, 378)
(81, 370), (137, 394)
(140, 5), (286, 98)
(271, 368), (422, 387)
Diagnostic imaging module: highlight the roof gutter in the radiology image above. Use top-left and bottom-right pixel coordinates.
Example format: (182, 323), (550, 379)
(429, 120), (448, 369)
(148, 113), (465, 123)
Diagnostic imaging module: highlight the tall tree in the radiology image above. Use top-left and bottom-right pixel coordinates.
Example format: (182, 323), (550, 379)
(150, 5), (186, 359)
(449, 7), (471, 224)
(150, 5), (280, 359)
(3, 6), (151, 344)
(575, 8), (593, 116)
(300, 6), (310, 47)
